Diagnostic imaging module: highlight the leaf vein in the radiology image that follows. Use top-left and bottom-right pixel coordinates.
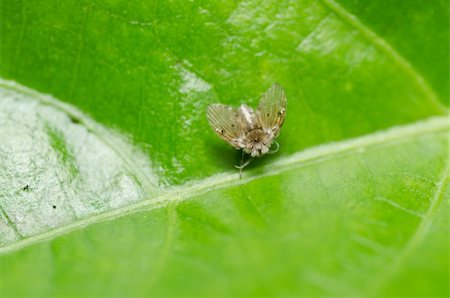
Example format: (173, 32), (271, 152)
(373, 196), (423, 218)
(321, 0), (448, 113)
(146, 204), (177, 290)
(0, 79), (160, 196)
(0, 115), (447, 255)
(369, 158), (450, 293)
(0, 204), (22, 239)
(12, 0), (26, 66)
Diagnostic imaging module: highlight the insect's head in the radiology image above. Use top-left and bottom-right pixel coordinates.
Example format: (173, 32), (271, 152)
(243, 129), (272, 157)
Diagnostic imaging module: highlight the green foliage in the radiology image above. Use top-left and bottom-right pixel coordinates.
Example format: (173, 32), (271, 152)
(0, 0), (448, 296)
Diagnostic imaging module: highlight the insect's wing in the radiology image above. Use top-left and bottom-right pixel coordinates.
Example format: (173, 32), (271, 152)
(257, 83), (287, 136)
(207, 104), (244, 149)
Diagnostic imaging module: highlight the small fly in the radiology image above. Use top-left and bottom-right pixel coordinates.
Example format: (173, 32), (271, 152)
(207, 83), (287, 176)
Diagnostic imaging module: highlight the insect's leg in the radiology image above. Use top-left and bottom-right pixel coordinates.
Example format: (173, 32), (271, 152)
(239, 150), (245, 179)
(235, 151), (253, 181)
(269, 140), (280, 154)
(235, 156), (254, 169)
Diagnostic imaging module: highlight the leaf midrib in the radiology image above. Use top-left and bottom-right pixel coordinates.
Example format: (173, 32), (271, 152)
(0, 115), (448, 255)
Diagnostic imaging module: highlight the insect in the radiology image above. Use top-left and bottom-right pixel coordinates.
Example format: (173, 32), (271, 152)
(207, 83), (287, 176)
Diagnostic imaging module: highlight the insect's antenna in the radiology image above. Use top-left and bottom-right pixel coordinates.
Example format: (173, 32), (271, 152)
(269, 140), (280, 154)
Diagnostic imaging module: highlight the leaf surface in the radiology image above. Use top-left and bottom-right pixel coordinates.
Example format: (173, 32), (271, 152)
(0, 0), (448, 296)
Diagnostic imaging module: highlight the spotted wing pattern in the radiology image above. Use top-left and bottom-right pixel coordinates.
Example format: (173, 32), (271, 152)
(256, 84), (287, 137)
(207, 104), (244, 149)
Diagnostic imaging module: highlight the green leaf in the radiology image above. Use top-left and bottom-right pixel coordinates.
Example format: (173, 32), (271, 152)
(337, 0), (450, 105)
(0, 0), (448, 296)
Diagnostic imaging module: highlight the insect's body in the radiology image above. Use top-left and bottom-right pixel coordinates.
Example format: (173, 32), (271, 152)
(235, 104), (275, 157)
(207, 84), (287, 172)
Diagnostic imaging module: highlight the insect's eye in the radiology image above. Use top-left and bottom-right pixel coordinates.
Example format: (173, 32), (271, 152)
(267, 113), (270, 116)
(278, 111), (282, 115)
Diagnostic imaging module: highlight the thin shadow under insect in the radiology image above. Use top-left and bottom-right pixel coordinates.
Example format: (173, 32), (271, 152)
(207, 83), (287, 177)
